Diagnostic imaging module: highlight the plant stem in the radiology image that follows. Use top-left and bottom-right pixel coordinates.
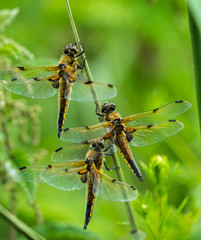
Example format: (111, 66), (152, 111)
(0, 203), (46, 240)
(64, 0), (103, 120)
(112, 151), (138, 235)
(65, 0), (138, 235)
(9, 187), (17, 240)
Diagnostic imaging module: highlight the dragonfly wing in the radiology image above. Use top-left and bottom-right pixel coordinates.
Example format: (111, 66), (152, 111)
(0, 66), (59, 98)
(60, 122), (112, 143)
(126, 120), (184, 147)
(51, 142), (91, 163)
(16, 162), (87, 191)
(122, 100), (191, 126)
(70, 79), (117, 102)
(95, 173), (137, 202)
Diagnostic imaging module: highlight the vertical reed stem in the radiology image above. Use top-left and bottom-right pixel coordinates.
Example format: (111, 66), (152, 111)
(65, 0), (138, 235)
(0, 203), (46, 240)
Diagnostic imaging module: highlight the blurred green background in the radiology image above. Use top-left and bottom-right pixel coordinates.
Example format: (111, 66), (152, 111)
(0, 0), (200, 239)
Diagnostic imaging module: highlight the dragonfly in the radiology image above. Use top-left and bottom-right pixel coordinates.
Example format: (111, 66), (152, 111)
(60, 100), (191, 182)
(16, 140), (137, 230)
(0, 43), (117, 137)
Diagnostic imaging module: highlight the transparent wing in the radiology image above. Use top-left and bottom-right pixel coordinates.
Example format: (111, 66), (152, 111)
(125, 120), (184, 147)
(60, 122), (112, 143)
(71, 79), (117, 102)
(0, 66), (59, 98)
(51, 142), (91, 163)
(16, 162), (87, 191)
(95, 173), (137, 202)
(122, 101), (191, 126)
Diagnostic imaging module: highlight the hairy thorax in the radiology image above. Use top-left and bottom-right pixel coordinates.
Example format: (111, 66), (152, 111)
(105, 111), (122, 121)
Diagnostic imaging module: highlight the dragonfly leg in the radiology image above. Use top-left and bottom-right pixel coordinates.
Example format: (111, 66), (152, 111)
(76, 41), (85, 58)
(95, 102), (105, 117)
(77, 57), (86, 70)
(103, 143), (114, 155)
(104, 161), (120, 171)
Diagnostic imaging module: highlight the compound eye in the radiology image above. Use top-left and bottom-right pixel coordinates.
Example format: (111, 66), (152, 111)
(98, 141), (104, 148)
(110, 104), (116, 111)
(92, 143), (96, 148)
(63, 48), (69, 55)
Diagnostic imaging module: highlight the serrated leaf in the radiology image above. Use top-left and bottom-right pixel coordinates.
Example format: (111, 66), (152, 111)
(0, 8), (19, 31)
(0, 34), (34, 61)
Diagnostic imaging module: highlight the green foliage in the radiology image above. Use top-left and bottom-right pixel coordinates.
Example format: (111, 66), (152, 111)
(187, 0), (201, 133)
(0, 8), (34, 65)
(134, 156), (193, 240)
(0, 1), (200, 240)
(0, 8), (19, 31)
(35, 223), (105, 240)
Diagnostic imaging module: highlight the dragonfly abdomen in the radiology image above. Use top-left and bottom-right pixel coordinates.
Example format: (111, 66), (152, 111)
(84, 182), (96, 230)
(58, 78), (72, 138)
(115, 132), (143, 182)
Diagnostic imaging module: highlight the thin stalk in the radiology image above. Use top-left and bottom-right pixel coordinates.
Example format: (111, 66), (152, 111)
(65, 0), (103, 120)
(112, 151), (138, 235)
(9, 187), (16, 240)
(0, 203), (46, 240)
(65, 0), (138, 235)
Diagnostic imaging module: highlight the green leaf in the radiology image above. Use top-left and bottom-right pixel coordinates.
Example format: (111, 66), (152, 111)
(35, 222), (105, 240)
(187, 0), (201, 133)
(0, 8), (19, 31)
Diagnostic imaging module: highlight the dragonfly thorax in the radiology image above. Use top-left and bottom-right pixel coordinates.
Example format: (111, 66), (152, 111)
(113, 119), (125, 133)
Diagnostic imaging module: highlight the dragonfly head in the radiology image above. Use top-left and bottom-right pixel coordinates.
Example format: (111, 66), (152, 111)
(101, 102), (116, 114)
(91, 140), (104, 150)
(63, 44), (78, 57)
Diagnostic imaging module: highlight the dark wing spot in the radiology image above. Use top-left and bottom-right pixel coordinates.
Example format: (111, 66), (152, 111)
(55, 147), (63, 152)
(17, 66), (25, 71)
(169, 119), (176, 122)
(147, 124), (153, 128)
(130, 186), (136, 190)
(81, 140), (89, 144)
(33, 77), (39, 81)
(46, 165), (52, 169)
(63, 128), (69, 132)
(65, 168), (68, 172)
(112, 179), (116, 183)
(175, 100), (183, 103)
(19, 166), (26, 170)
(153, 107), (159, 113)
(84, 126), (89, 130)
(84, 80), (93, 85)
(108, 83), (113, 88)
(11, 77), (17, 81)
